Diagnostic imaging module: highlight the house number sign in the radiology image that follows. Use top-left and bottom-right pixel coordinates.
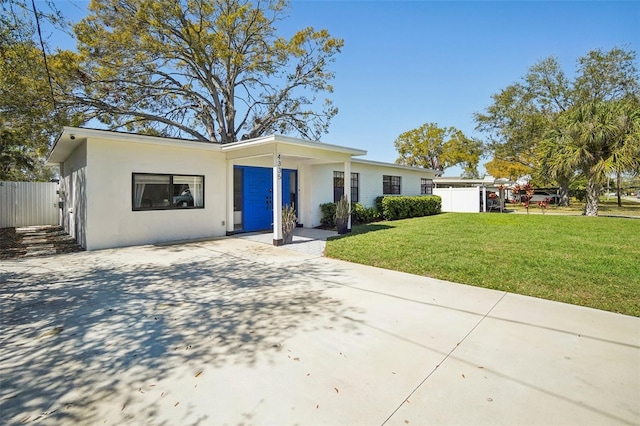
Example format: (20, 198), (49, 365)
(276, 153), (282, 180)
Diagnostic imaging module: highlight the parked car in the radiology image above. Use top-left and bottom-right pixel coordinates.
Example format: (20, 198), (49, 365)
(530, 191), (560, 204)
(173, 188), (194, 207)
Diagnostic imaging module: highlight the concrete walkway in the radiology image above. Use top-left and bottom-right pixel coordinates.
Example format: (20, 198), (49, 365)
(237, 227), (337, 257)
(0, 238), (638, 425)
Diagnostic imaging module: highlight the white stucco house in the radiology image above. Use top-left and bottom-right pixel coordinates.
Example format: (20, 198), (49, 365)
(47, 127), (438, 251)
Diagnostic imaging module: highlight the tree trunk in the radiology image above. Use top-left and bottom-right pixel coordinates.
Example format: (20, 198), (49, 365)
(616, 172), (622, 207)
(584, 178), (600, 216)
(557, 177), (570, 207)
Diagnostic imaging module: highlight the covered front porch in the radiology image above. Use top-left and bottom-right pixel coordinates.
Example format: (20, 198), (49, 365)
(235, 227), (337, 257)
(222, 135), (366, 246)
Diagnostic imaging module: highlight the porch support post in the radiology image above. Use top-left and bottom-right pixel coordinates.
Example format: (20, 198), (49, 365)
(226, 160), (235, 235)
(273, 150), (283, 245)
(344, 160), (351, 231)
(482, 185), (487, 212)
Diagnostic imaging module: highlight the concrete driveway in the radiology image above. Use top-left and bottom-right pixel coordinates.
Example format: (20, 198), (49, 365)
(1, 238), (638, 425)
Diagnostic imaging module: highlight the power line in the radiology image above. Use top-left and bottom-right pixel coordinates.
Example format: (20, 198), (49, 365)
(30, 0), (57, 109)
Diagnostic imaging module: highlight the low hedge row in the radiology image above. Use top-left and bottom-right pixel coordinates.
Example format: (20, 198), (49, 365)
(320, 195), (441, 227)
(375, 195), (441, 220)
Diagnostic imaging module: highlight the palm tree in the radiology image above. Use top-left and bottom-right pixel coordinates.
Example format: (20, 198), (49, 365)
(541, 99), (640, 216)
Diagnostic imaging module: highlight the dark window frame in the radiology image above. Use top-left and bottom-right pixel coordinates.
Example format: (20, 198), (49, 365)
(333, 171), (359, 203)
(421, 178), (434, 195)
(132, 172), (205, 211)
(383, 175), (401, 195)
(350, 172), (359, 203)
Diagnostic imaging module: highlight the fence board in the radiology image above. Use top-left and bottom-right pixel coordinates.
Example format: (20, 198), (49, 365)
(434, 187), (481, 213)
(0, 182), (59, 227)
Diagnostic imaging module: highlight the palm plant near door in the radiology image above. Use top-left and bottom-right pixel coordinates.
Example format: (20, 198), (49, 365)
(282, 204), (297, 244)
(335, 195), (350, 234)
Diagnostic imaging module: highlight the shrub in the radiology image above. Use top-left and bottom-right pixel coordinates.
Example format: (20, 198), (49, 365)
(320, 202), (337, 228)
(322, 201), (383, 228)
(379, 195), (441, 220)
(351, 202), (366, 225)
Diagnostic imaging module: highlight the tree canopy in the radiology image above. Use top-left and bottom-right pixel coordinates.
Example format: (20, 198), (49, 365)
(541, 98), (640, 215)
(54, 0), (343, 143)
(394, 123), (483, 177)
(0, 1), (73, 181)
(475, 47), (639, 211)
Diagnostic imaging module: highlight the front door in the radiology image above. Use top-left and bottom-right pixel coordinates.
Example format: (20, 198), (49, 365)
(243, 167), (273, 232)
(236, 166), (298, 233)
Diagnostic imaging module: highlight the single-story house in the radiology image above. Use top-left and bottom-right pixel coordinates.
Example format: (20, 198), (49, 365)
(47, 127), (438, 251)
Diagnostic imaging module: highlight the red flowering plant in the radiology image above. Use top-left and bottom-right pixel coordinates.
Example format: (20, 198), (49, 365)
(537, 197), (551, 214)
(512, 182), (535, 214)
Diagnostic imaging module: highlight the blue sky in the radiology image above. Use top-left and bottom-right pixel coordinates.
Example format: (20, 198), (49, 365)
(47, 1), (639, 176)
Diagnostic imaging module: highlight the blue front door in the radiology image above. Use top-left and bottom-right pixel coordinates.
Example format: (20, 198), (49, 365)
(237, 166), (298, 232)
(243, 167), (273, 232)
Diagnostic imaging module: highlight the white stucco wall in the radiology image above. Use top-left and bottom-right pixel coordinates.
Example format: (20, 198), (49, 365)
(84, 137), (226, 250)
(307, 161), (437, 227)
(60, 141), (88, 248)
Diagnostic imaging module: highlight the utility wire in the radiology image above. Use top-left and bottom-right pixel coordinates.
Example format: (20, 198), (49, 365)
(30, 0), (57, 109)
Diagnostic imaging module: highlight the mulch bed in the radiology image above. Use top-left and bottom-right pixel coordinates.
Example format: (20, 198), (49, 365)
(0, 227), (26, 259)
(0, 226), (83, 259)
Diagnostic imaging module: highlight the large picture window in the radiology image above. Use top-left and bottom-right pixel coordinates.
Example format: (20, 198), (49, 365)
(421, 178), (434, 195)
(333, 171), (359, 202)
(383, 175), (401, 195)
(132, 173), (204, 210)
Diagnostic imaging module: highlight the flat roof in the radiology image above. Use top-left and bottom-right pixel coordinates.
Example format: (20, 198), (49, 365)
(48, 127), (367, 163)
(353, 158), (437, 174)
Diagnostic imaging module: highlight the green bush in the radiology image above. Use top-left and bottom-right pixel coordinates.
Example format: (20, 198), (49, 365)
(351, 202), (382, 225)
(321, 201), (382, 228)
(379, 195), (441, 220)
(320, 202), (336, 228)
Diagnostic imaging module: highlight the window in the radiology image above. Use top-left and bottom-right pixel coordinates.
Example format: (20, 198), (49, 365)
(132, 173), (204, 210)
(350, 172), (359, 202)
(333, 171), (359, 202)
(421, 178), (434, 195)
(383, 175), (401, 195)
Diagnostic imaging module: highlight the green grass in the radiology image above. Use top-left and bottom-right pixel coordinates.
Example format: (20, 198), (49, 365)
(509, 197), (640, 217)
(325, 213), (640, 317)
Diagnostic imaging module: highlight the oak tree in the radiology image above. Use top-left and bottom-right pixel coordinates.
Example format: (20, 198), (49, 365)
(57, 0), (343, 143)
(394, 122), (483, 177)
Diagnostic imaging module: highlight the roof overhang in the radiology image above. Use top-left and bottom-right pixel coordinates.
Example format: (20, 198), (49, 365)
(47, 127), (222, 164)
(48, 128), (367, 165)
(221, 134), (367, 157)
(353, 158), (437, 174)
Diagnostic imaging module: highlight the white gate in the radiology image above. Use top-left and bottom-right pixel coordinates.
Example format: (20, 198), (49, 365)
(434, 186), (481, 213)
(0, 182), (59, 228)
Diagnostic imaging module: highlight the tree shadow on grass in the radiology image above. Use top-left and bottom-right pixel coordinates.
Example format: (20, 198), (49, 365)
(0, 245), (361, 425)
(328, 223), (395, 241)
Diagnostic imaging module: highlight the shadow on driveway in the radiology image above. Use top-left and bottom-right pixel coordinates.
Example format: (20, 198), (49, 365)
(0, 244), (359, 424)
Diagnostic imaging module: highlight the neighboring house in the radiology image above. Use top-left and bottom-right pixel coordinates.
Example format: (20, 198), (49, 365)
(47, 127), (437, 250)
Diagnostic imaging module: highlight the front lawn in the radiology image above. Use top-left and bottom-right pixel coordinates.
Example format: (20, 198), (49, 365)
(508, 197), (640, 217)
(325, 213), (640, 316)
